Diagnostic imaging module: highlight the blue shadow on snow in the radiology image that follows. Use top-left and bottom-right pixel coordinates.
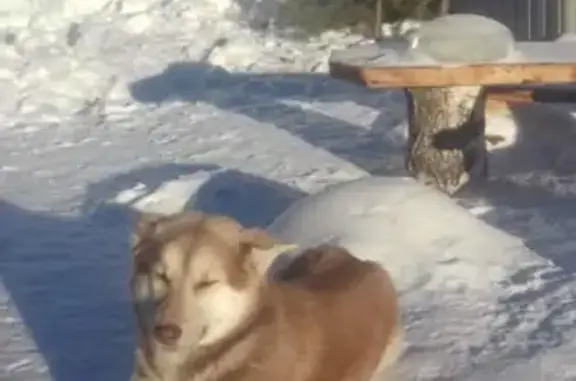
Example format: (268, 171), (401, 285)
(0, 163), (304, 381)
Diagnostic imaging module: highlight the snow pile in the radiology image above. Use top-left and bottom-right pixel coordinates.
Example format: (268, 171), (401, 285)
(0, 0), (366, 129)
(329, 14), (524, 69)
(0, 0), (235, 30)
(414, 14), (516, 64)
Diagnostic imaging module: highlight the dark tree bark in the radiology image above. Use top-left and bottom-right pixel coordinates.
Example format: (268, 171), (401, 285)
(405, 86), (488, 195)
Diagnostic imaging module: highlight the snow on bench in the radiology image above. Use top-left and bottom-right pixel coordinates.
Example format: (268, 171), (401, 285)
(329, 14), (576, 196)
(267, 176), (576, 380)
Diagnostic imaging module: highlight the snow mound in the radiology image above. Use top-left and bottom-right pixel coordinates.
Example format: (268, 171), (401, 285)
(268, 177), (576, 380)
(269, 176), (540, 292)
(414, 14), (516, 63)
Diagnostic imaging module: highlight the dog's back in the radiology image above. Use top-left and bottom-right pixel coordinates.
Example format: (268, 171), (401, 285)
(251, 245), (401, 381)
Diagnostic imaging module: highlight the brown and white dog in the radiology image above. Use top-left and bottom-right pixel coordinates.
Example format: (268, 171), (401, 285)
(129, 211), (402, 381)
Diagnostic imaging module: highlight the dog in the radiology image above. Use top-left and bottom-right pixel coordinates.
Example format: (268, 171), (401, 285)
(129, 211), (402, 381)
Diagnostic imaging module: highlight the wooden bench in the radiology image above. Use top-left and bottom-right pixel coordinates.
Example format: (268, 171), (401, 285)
(329, 41), (576, 195)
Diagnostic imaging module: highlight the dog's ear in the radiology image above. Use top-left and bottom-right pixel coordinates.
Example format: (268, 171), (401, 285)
(240, 227), (277, 250)
(131, 211), (166, 249)
(240, 227), (298, 275)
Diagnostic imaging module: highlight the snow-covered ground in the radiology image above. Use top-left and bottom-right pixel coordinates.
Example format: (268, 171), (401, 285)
(2, 1), (576, 380)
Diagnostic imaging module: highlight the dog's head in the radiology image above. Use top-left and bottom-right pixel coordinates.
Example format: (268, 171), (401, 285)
(131, 211), (293, 354)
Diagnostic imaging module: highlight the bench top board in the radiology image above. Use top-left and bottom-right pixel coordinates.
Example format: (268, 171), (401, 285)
(329, 41), (576, 88)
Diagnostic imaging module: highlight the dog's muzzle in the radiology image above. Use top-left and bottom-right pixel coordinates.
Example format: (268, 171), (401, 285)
(153, 323), (182, 346)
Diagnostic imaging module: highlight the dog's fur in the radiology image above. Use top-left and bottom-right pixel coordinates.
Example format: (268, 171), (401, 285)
(130, 211), (402, 381)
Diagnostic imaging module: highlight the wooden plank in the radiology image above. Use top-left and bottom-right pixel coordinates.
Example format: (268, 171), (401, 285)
(330, 62), (576, 88)
(329, 42), (576, 88)
(484, 87), (576, 114)
(486, 88), (534, 113)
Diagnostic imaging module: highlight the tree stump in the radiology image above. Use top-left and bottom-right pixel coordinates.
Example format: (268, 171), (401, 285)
(405, 86), (487, 195)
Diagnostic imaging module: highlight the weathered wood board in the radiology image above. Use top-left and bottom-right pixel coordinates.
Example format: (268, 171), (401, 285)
(330, 42), (576, 88)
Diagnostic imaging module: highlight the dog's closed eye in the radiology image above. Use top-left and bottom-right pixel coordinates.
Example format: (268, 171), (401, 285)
(193, 280), (218, 291)
(152, 268), (169, 283)
(132, 273), (169, 302)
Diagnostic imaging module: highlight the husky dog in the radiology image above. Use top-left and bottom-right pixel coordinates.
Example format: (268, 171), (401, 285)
(130, 211), (402, 381)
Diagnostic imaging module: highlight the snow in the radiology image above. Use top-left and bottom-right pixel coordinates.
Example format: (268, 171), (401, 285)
(2, 1), (576, 380)
(348, 14), (519, 67)
(415, 14), (516, 64)
(332, 38), (576, 69)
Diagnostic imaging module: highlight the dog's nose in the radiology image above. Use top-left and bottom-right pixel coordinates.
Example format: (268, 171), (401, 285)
(153, 323), (182, 345)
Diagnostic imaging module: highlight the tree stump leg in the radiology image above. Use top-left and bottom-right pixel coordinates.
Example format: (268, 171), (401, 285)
(405, 86), (488, 195)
